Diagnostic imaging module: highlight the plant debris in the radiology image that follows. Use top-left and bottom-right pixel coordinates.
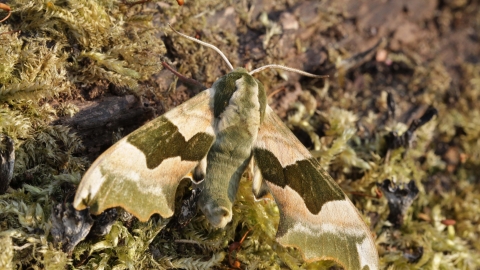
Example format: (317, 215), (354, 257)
(0, 3), (11, 23)
(378, 179), (420, 227)
(384, 106), (438, 154)
(50, 203), (94, 253)
(177, 187), (201, 227)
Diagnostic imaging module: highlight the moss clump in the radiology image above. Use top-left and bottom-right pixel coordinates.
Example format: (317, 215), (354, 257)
(0, 0), (165, 268)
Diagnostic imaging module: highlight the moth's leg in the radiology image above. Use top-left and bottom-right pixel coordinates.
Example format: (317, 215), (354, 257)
(192, 157), (207, 183)
(246, 156), (255, 180)
(252, 165), (270, 200)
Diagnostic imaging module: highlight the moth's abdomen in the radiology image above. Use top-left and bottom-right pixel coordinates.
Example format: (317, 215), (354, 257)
(199, 128), (254, 227)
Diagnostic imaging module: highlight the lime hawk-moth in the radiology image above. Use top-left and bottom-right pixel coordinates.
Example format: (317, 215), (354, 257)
(74, 26), (379, 269)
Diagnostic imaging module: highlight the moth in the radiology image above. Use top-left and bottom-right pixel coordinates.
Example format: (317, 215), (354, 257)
(74, 26), (379, 270)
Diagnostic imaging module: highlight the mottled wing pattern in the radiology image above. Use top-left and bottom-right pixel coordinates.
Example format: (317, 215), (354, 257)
(74, 89), (215, 221)
(253, 106), (379, 270)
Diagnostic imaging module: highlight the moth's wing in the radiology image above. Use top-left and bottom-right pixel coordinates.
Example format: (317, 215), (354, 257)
(253, 106), (379, 270)
(74, 89), (215, 221)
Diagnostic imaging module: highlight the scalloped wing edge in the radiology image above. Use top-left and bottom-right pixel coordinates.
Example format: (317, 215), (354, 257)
(254, 106), (379, 270)
(73, 89), (215, 221)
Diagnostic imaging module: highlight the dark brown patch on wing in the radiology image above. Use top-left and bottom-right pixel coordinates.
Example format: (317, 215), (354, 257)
(128, 116), (214, 169)
(254, 148), (344, 214)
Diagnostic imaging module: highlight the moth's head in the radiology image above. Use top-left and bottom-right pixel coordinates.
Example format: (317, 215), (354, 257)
(168, 25), (328, 80)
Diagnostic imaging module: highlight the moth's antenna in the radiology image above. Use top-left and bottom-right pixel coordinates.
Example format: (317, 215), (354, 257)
(168, 24), (234, 72)
(249, 64), (328, 79)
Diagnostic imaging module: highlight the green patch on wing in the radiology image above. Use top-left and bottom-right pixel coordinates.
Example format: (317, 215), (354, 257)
(87, 165), (179, 219)
(127, 117), (214, 169)
(254, 148), (344, 214)
(277, 217), (370, 270)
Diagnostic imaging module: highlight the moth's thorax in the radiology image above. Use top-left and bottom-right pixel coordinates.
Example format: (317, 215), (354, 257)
(212, 68), (266, 131)
(216, 72), (261, 132)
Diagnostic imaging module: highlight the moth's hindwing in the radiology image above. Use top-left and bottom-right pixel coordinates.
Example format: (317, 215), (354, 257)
(74, 89), (215, 221)
(254, 106), (379, 270)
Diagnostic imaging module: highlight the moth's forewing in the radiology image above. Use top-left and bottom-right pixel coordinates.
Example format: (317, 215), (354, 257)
(254, 106), (379, 270)
(74, 89), (215, 221)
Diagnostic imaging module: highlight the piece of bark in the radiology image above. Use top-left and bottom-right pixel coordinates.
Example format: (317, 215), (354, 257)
(89, 208), (118, 237)
(58, 95), (153, 131)
(378, 179), (419, 227)
(55, 95), (155, 160)
(50, 203), (94, 253)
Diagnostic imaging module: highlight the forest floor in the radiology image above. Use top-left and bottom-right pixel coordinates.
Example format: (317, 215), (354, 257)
(1, 0), (479, 269)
